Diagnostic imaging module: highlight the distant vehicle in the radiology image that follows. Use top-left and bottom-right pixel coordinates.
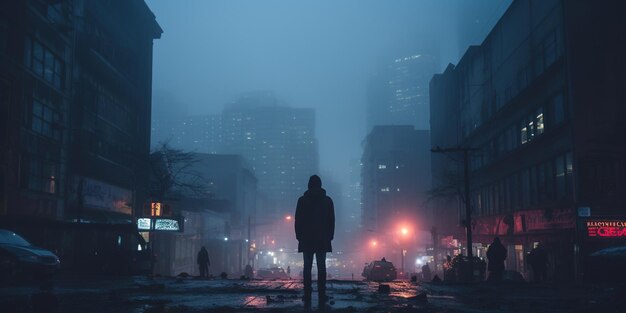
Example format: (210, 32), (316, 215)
(0, 229), (60, 283)
(362, 259), (397, 281)
(256, 267), (289, 280)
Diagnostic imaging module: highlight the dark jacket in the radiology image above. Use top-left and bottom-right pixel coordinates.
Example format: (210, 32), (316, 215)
(528, 246), (547, 268)
(486, 239), (507, 271)
(295, 188), (335, 253)
(197, 248), (210, 265)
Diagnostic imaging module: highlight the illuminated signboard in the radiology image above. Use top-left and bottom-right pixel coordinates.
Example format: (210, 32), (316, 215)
(154, 218), (180, 231)
(136, 217), (182, 232)
(137, 218), (152, 230)
(586, 221), (626, 238)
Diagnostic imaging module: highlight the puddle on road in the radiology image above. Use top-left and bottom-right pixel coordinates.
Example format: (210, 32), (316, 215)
(243, 295), (266, 307)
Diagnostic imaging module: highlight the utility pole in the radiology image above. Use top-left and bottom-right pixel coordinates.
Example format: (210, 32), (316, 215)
(431, 146), (478, 281)
(247, 216), (251, 265)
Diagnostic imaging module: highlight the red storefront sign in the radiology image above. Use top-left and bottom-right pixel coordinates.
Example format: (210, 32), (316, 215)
(473, 208), (575, 236)
(586, 221), (626, 238)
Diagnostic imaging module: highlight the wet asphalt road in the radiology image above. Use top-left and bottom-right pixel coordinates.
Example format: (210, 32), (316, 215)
(0, 276), (622, 313)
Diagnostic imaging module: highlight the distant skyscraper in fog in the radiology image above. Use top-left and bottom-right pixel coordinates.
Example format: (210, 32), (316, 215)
(221, 92), (319, 221)
(361, 126), (431, 233)
(366, 53), (438, 132)
(152, 114), (221, 153)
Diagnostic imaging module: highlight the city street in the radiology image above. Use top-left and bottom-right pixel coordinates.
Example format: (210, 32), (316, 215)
(1, 276), (621, 313)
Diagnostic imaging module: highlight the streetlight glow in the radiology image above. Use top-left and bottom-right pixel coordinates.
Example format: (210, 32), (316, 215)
(285, 215), (292, 220)
(401, 227), (408, 236)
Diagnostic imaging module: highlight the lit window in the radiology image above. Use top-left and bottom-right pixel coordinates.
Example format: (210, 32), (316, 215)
(378, 165), (387, 169)
(536, 109), (544, 135)
(521, 122), (528, 144)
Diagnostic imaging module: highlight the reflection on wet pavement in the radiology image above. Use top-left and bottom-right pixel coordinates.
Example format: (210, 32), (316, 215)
(0, 277), (429, 313)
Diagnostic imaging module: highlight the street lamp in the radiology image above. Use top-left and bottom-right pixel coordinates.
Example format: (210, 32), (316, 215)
(397, 225), (411, 276)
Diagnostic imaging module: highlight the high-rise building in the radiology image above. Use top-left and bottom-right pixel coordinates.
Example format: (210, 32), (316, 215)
(366, 53), (438, 132)
(221, 92), (319, 222)
(345, 158), (363, 231)
(360, 126), (431, 272)
(430, 0), (626, 282)
(0, 0), (161, 222)
(361, 126), (431, 233)
(152, 114), (222, 154)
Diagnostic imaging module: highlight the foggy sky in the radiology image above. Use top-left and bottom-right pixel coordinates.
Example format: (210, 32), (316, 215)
(146, 0), (511, 192)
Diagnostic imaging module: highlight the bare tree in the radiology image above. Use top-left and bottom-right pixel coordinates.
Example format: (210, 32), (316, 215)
(149, 142), (208, 201)
(427, 166), (464, 204)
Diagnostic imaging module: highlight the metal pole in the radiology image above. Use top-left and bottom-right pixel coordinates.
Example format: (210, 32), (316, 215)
(463, 150), (474, 282)
(464, 149), (473, 262)
(247, 216), (251, 265)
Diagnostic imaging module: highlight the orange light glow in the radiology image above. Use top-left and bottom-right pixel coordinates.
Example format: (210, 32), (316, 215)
(285, 215), (292, 220)
(371, 240), (377, 247)
(401, 227), (408, 236)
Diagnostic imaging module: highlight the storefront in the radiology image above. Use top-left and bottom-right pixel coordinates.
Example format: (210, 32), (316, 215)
(472, 207), (576, 281)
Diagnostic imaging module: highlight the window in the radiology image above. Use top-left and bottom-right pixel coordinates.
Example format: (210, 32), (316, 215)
(529, 167), (537, 205)
(535, 108), (544, 136)
(380, 187), (389, 192)
(24, 156), (58, 194)
(521, 120), (528, 144)
(553, 93), (565, 126)
(31, 99), (61, 140)
(555, 155), (566, 199)
(527, 115), (535, 140)
(24, 38), (64, 89)
(522, 169), (530, 207)
(565, 152), (573, 196)
(378, 164), (387, 169)
(543, 32), (558, 67)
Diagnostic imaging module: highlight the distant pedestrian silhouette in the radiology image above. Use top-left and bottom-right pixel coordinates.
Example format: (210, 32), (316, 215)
(197, 246), (210, 278)
(486, 237), (507, 281)
(528, 244), (548, 282)
(295, 175), (335, 309)
(421, 263), (432, 281)
(244, 264), (254, 279)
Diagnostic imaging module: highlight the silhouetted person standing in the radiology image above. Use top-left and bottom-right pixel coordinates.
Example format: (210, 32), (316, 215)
(487, 237), (507, 281)
(197, 246), (210, 278)
(528, 244), (548, 282)
(295, 175), (335, 309)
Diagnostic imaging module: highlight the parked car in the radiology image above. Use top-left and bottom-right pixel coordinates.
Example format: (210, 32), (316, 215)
(0, 229), (60, 283)
(362, 258), (397, 281)
(256, 267), (289, 280)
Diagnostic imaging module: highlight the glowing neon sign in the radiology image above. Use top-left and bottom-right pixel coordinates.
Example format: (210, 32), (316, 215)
(154, 218), (180, 231)
(136, 217), (182, 232)
(137, 218), (152, 230)
(587, 221), (626, 238)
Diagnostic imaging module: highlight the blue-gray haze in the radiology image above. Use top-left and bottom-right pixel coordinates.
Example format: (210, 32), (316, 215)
(147, 0), (511, 197)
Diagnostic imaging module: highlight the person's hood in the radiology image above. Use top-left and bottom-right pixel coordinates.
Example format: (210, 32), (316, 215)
(304, 188), (326, 198)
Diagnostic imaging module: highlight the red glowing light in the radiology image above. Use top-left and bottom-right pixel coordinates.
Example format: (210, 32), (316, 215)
(587, 221), (626, 237)
(285, 215), (292, 220)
